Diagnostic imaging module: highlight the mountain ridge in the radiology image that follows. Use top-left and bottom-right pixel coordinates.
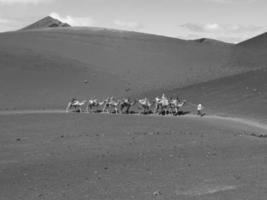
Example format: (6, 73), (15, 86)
(21, 16), (71, 31)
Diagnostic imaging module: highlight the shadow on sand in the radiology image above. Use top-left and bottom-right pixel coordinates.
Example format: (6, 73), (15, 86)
(176, 111), (191, 116)
(84, 109), (195, 117)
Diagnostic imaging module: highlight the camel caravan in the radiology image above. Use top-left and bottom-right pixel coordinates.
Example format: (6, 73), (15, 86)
(65, 94), (196, 116)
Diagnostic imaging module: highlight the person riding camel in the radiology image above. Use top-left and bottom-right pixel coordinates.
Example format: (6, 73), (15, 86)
(162, 93), (167, 100)
(71, 98), (77, 103)
(123, 98), (129, 103)
(120, 98), (133, 114)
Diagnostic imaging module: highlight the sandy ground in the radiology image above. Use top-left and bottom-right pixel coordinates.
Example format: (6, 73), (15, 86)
(1, 112), (267, 200)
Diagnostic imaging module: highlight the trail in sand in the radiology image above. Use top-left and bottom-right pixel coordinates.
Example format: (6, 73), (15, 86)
(175, 184), (238, 196)
(197, 115), (267, 132)
(1, 109), (267, 133)
(0, 109), (65, 115)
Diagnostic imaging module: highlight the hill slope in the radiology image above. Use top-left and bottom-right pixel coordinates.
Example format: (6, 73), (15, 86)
(0, 27), (236, 110)
(159, 68), (267, 122)
(0, 23), (267, 111)
(227, 32), (267, 69)
(238, 32), (267, 49)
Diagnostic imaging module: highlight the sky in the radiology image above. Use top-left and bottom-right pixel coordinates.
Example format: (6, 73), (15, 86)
(0, 0), (266, 43)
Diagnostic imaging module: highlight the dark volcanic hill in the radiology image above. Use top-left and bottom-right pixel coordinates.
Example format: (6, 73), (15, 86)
(21, 16), (71, 30)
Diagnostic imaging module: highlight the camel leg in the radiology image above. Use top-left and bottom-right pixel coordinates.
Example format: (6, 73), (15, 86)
(74, 105), (78, 112)
(162, 106), (166, 115)
(177, 107), (181, 116)
(153, 105), (157, 114)
(73, 105), (77, 112)
(114, 106), (119, 114)
(157, 105), (161, 115)
(119, 105), (123, 114)
(66, 102), (71, 112)
(126, 105), (130, 114)
(85, 104), (89, 113)
(94, 105), (99, 113)
(156, 106), (159, 114)
(156, 105), (159, 114)
(103, 104), (108, 113)
(105, 105), (111, 114)
(139, 106), (143, 114)
(175, 107), (178, 115)
(158, 105), (162, 115)
(102, 105), (106, 113)
(88, 105), (93, 113)
(148, 106), (151, 114)
(145, 106), (148, 114)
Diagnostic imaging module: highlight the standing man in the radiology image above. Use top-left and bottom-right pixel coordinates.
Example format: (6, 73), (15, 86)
(197, 104), (204, 116)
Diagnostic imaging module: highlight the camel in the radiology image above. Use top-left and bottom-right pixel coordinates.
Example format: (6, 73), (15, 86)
(160, 99), (170, 115)
(119, 98), (136, 114)
(154, 97), (162, 114)
(138, 98), (153, 114)
(154, 94), (169, 115)
(169, 98), (186, 115)
(102, 97), (120, 114)
(86, 98), (105, 113)
(66, 99), (87, 113)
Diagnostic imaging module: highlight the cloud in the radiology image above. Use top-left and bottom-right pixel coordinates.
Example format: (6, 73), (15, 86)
(0, 17), (20, 32)
(182, 23), (265, 33)
(50, 12), (95, 27)
(182, 23), (223, 32)
(0, 18), (11, 24)
(113, 19), (142, 31)
(0, 0), (50, 4)
(180, 22), (267, 43)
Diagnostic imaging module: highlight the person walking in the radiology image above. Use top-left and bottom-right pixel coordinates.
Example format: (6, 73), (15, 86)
(197, 104), (204, 116)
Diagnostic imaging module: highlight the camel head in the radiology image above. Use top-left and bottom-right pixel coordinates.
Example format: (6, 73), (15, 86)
(155, 97), (162, 103)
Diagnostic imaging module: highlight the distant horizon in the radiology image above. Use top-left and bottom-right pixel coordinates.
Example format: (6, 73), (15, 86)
(0, 0), (267, 43)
